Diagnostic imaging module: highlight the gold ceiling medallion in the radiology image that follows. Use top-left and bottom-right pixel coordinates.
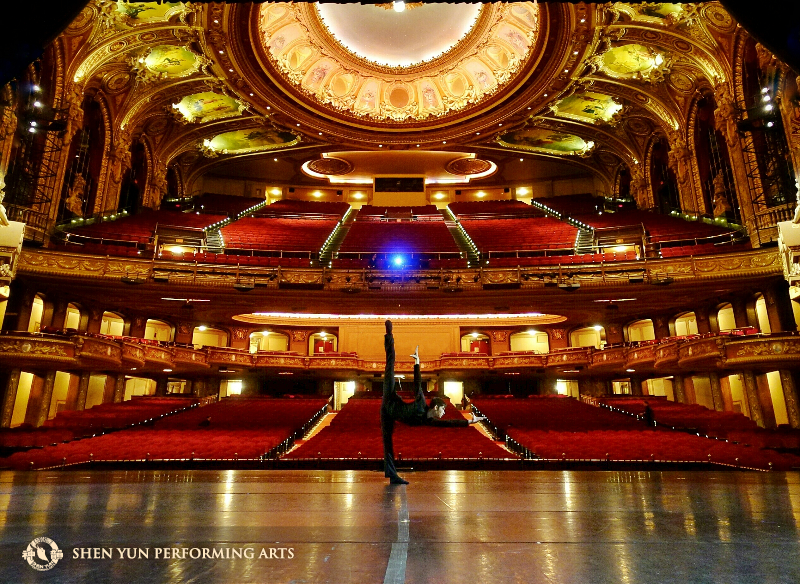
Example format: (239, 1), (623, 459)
(129, 45), (207, 83)
(445, 158), (493, 175)
(257, 2), (540, 123)
(307, 158), (354, 176)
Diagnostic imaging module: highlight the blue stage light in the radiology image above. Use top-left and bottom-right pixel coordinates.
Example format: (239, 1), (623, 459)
(392, 255), (404, 266)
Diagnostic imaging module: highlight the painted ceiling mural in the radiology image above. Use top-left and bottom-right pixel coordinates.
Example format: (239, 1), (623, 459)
(46, 0), (752, 202)
(496, 128), (594, 156)
(202, 128), (301, 157)
(172, 92), (245, 124)
(258, 1), (540, 122)
(551, 92), (623, 124)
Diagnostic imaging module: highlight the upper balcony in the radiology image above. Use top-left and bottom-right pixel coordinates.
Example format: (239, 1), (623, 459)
(1, 330), (797, 377)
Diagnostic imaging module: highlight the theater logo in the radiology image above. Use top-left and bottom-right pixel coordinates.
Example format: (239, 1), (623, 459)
(22, 537), (64, 571)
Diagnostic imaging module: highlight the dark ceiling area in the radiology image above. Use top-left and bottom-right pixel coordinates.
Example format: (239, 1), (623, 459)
(0, 2), (796, 89)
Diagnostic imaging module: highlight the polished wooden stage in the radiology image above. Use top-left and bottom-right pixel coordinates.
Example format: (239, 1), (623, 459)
(1, 469), (798, 583)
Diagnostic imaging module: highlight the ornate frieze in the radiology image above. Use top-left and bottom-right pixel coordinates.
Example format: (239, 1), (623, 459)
(77, 336), (122, 365)
(172, 347), (210, 368)
(546, 349), (590, 368)
(677, 337), (723, 367)
(625, 345), (656, 368)
(725, 337), (800, 365)
(589, 346), (627, 370)
(654, 341), (679, 369)
(492, 354), (546, 368)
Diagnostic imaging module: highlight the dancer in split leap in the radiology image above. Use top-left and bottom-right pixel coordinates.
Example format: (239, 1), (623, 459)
(382, 319), (485, 484)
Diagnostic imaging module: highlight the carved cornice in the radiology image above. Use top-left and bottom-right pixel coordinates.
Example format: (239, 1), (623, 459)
(15, 248), (783, 291)
(1, 333), (798, 375)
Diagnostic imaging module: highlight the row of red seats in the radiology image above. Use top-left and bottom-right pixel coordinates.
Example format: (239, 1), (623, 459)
(220, 217), (338, 251)
(486, 251), (636, 267)
(339, 221), (460, 253)
(531, 195), (601, 216)
(1, 397), (328, 468)
(449, 200), (546, 218)
(507, 428), (800, 469)
(286, 396), (507, 460)
(460, 217), (578, 251)
(660, 243), (742, 257)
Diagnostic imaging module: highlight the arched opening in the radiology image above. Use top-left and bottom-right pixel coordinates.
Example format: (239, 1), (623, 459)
(123, 377), (157, 401)
(614, 166), (632, 203)
(28, 294), (45, 332)
(59, 97), (106, 221)
(509, 330), (550, 353)
(118, 141), (147, 214)
(192, 326), (228, 348)
(460, 332), (490, 353)
(144, 319), (174, 342)
(754, 293), (771, 333)
(249, 330), (290, 353)
(693, 93), (740, 220)
(65, 303), (82, 331)
(100, 311), (125, 336)
(672, 312), (699, 336)
(309, 332), (337, 354)
(570, 326), (606, 349)
(716, 303), (736, 332)
(649, 134), (681, 214)
(740, 38), (797, 209)
(625, 319), (655, 342)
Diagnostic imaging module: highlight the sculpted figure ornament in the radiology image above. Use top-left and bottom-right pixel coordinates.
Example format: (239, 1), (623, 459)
(0, 89), (17, 142)
(712, 173), (732, 218)
(666, 129), (692, 191)
(146, 163), (169, 208)
(65, 174), (86, 216)
(0, 182), (9, 227)
(108, 131), (132, 186)
(62, 84), (85, 148)
(629, 168), (649, 208)
(713, 83), (740, 149)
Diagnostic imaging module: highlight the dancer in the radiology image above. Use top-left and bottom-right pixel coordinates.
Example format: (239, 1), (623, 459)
(382, 319), (485, 484)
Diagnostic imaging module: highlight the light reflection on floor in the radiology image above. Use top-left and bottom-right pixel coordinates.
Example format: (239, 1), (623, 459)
(0, 469), (798, 583)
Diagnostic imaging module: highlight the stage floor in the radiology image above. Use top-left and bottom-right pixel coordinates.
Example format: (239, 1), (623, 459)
(1, 469), (799, 583)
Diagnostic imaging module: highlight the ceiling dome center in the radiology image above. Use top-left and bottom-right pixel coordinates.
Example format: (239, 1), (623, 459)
(315, 3), (483, 68)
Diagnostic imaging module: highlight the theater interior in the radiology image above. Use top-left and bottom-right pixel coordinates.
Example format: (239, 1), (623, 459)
(0, 2), (799, 581)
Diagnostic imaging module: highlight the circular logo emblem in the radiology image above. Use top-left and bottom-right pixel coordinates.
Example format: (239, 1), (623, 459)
(22, 537), (63, 571)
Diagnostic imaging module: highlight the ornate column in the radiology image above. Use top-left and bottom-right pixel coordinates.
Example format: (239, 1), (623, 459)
(75, 372), (91, 411)
(49, 83), (85, 226)
(778, 370), (800, 428)
(605, 323), (624, 346)
(155, 377), (168, 396)
(50, 299), (69, 330)
(102, 128), (132, 214)
(731, 297), (751, 329)
(0, 85), (18, 177)
(35, 370), (57, 427)
(714, 82), (762, 244)
(143, 157), (168, 210)
(763, 280), (797, 333)
(653, 316), (671, 339)
(695, 306), (712, 334)
(547, 328), (568, 350)
(113, 374), (126, 403)
(129, 316), (146, 339)
(629, 167), (654, 210)
(708, 372), (724, 412)
(667, 129), (700, 214)
(630, 377), (643, 397)
(12, 287), (35, 332)
(741, 370), (764, 427)
(673, 374), (686, 403)
(0, 369), (21, 427)
(86, 308), (103, 334)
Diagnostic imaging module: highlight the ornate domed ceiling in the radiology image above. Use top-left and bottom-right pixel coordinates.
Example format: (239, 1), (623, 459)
(257, 2), (540, 123)
(54, 1), (748, 203)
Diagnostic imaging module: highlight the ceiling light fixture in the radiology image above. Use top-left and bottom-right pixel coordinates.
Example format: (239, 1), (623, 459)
(393, 1), (406, 12)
